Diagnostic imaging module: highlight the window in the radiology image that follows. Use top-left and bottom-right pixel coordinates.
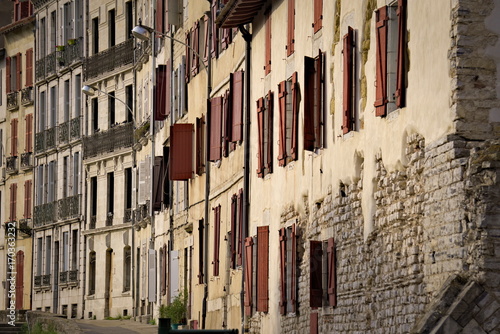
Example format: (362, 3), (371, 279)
(75, 0), (83, 39)
(123, 246), (131, 292)
(190, 21), (200, 77)
(24, 180), (32, 219)
(11, 118), (18, 157)
(125, 167), (132, 210)
(13, 0), (32, 22)
(63, 2), (73, 43)
(49, 86), (57, 128)
(92, 18), (99, 54)
(36, 238), (43, 276)
(375, 0), (407, 116)
(63, 156), (69, 198)
(160, 245), (167, 295)
(126, 85), (133, 122)
(230, 71), (244, 142)
(40, 18), (46, 57)
(36, 165), (44, 206)
(342, 27), (355, 134)
(230, 190), (243, 269)
(75, 75), (81, 118)
(279, 224), (297, 314)
(196, 116), (205, 175)
(39, 91), (46, 132)
(309, 238), (337, 308)
(304, 51), (325, 151)
(278, 72), (299, 166)
(169, 123), (194, 180)
(208, 96), (222, 161)
(287, 0), (295, 56)
(45, 236), (52, 276)
(6, 53), (21, 93)
(154, 64), (169, 121)
(222, 90), (231, 157)
(185, 31), (191, 84)
(71, 229), (78, 270)
(126, 2), (133, 39)
(198, 219), (205, 284)
(25, 114), (33, 153)
(15, 251), (24, 309)
(162, 148), (170, 206)
(108, 9), (116, 47)
(50, 11), (56, 53)
(92, 98), (98, 133)
(212, 205), (221, 276)
(108, 92), (115, 127)
(256, 92), (273, 178)
(73, 152), (80, 196)
(210, 1), (219, 59)
(90, 176), (97, 218)
(25, 49), (33, 87)
(48, 160), (56, 203)
(313, 0), (323, 33)
(64, 80), (70, 123)
(89, 251), (96, 295)
(107, 172), (114, 219)
(63, 232), (69, 272)
(265, 8), (272, 75)
(256, 226), (269, 312)
(152, 156), (165, 211)
(9, 183), (17, 222)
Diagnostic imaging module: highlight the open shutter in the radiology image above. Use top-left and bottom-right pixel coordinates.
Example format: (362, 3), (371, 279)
(10, 183), (17, 222)
(277, 81), (287, 166)
(6, 57), (11, 93)
(16, 53), (22, 91)
(256, 225), (269, 312)
(304, 56), (315, 151)
(152, 156), (163, 210)
(310, 312), (319, 334)
(230, 194), (237, 269)
(395, 0), (407, 107)
(192, 21), (199, 76)
(25, 114), (33, 153)
(290, 224), (297, 313)
(155, 65), (168, 121)
(374, 6), (388, 117)
(11, 119), (18, 156)
(211, 1), (218, 58)
(342, 27), (353, 134)
(209, 97), (222, 161)
(231, 71), (244, 142)
(169, 123), (194, 180)
(244, 237), (253, 315)
(287, 0), (295, 56)
(24, 180), (32, 219)
(203, 14), (209, 65)
(256, 98), (265, 177)
(237, 189), (243, 266)
(167, 0), (181, 27)
(196, 116), (205, 175)
(185, 31), (191, 83)
(222, 90), (231, 158)
(265, 9), (272, 75)
(221, 28), (229, 50)
(291, 72), (298, 160)
(327, 237), (337, 307)
(310, 240), (323, 308)
(315, 51), (323, 149)
(313, 0), (323, 33)
(279, 228), (287, 315)
(15, 251), (24, 309)
(198, 219), (205, 284)
(161, 245), (167, 295)
(166, 62), (171, 116)
(213, 205), (221, 276)
(156, 0), (164, 33)
(148, 249), (157, 302)
(26, 48), (33, 87)
(266, 92), (273, 173)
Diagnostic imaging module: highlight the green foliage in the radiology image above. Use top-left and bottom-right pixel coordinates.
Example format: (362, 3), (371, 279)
(21, 322), (58, 334)
(149, 318), (156, 325)
(158, 290), (188, 324)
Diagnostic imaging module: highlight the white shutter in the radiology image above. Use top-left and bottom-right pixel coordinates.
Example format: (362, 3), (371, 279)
(142, 243), (147, 298)
(167, 0), (181, 27)
(138, 160), (146, 204)
(169, 249), (179, 301)
(148, 249), (157, 302)
(132, 166), (137, 210)
(179, 57), (186, 115)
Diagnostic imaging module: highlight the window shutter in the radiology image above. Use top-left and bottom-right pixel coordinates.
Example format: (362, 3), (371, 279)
(304, 56), (315, 151)
(277, 81), (287, 166)
(266, 91), (274, 173)
(290, 224), (297, 313)
(196, 116), (205, 175)
(256, 225), (269, 312)
(6, 57), (11, 93)
(230, 194), (237, 269)
(315, 51), (324, 149)
(237, 189), (243, 266)
(265, 9), (272, 75)
(191, 21), (199, 76)
(155, 65), (168, 121)
(231, 71), (244, 142)
(342, 27), (353, 134)
(221, 28), (229, 50)
(16, 53), (22, 91)
(185, 31), (191, 83)
(152, 156), (163, 210)
(327, 237), (337, 307)
(203, 15), (209, 66)
(148, 249), (157, 302)
(291, 72), (298, 160)
(213, 205), (221, 276)
(209, 97), (222, 161)
(198, 219), (205, 284)
(11, 183), (18, 222)
(256, 97), (265, 177)
(24, 180), (32, 219)
(26, 48), (33, 87)
(310, 240), (323, 308)
(287, 0), (295, 56)
(156, 0), (164, 33)
(222, 90), (231, 158)
(166, 62), (171, 116)
(279, 227), (287, 315)
(167, 0), (181, 27)
(310, 312), (319, 334)
(25, 114), (33, 153)
(169, 123), (194, 180)
(15, 251), (24, 309)
(211, 1), (218, 58)
(11, 119), (18, 157)
(374, 6), (388, 117)
(161, 245), (166, 295)
(244, 236), (253, 315)
(395, 0), (407, 108)
(313, 0), (323, 33)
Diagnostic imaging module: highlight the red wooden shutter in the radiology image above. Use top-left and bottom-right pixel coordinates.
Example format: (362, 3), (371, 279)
(231, 71), (244, 142)
(156, 0), (164, 33)
(256, 225), (269, 312)
(192, 21), (199, 76)
(211, 1), (218, 59)
(256, 97), (265, 177)
(291, 72), (298, 160)
(327, 237), (337, 307)
(16, 53), (22, 91)
(26, 48), (33, 87)
(290, 224), (297, 313)
(230, 194), (237, 269)
(24, 180), (32, 219)
(213, 205), (221, 276)
(237, 189), (243, 266)
(203, 15), (209, 65)
(26, 114), (33, 152)
(154, 65), (168, 121)
(313, 0), (323, 33)
(221, 28), (229, 50)
(244, 237), (253, 315)
(11, 118), (18, 156)
(10, 183), (18, 222)
(342, 27), (353, 134)
(265, 9), (272, 75)
(6, 57), (11, 93)
(310, 312), (319, 334)
(374, 6), (388, 117)
(279, 227), (287, 315)
(185, 31), (191, 83)
(209, 97), (222, 161)
(304, 56), (315, 151)
(222, 90), (231, 158)
(277, 81), (287, 166)
(169, 123), (194, 180)
(287, 0), (295, 56)
(310, 240), (323, 307)
(196, 116), (205, 175)
(266, 91), (273, 173)
(395, 0), (407, 107)
(152, 156), (163, 210)
(15, 251), (24, 309)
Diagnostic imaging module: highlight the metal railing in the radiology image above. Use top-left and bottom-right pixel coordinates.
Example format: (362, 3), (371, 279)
(46, 127), (56, 149)
(59, 271), (68, 284)
(7, 91), (18, 110)
(70, 116), (81, 139)
(89, 216), (96, 229)
(135, 201), (150, 223)
(65, 39), (83, 65)
(59, 121), (70, 143)
(46, 52), (56, 76)
(82, 122), (134, 159)
(33, 202), (57, 227)
(83, 39), (134, 80)
(6, 156), (18, 174)
(21, 87), (33, 105)
(20, 152), (33, 169)
(34, 275), (42, 287)
(35, 132), (45, 152)
(42, 274), (51, 286)
(124, 208), (133, 223)
(134, 39), (150, 63)
(105, 213), (113, 227)
(57, 195), (81, 221)
(69, 270), (78, 282)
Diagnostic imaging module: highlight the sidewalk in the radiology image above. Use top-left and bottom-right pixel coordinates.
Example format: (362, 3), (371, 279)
(76, 319), (158, 334)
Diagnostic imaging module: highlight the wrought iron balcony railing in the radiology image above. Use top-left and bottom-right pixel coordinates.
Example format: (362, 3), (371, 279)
(46, 127), (56, 150)
(18, 219), (32, 236)
(65, 39), (83, 65)
(69, 270), (78, 282)
(57, 195), (81, 221)
(6, 156), (18, 174)
(33, 202), (57, 227)
(59, 271), (68, 284)
(89, 215), (96, 229)
(84, 39), (134, 80)
(35, 132), (45, 152)
(46, 52), (56, 76)
(134, 201), (150, 223)
(124, 208), (133, 223)
(59, 121), (70, 143)
(82, 122), (134, 159)
(34, 275), (42, 287)
(134, 39), (150, 63)
(106, 213), (113, 227)
(70, 116), (81, 139)
(42, 274), (51, 286)
(7, 91), (19, 111)
(20, 152), (33, 169)
(21, 87), (33, 105)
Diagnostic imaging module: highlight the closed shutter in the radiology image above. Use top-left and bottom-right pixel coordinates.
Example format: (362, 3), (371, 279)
(310, 240), (323, 308)
(315, 51), (324, 149)
(20, 1), (31, 18)
(167, 0), (181, 27)
(160, 246), (166, 295)
(304, 56), (315, 151)
(148, 249), (157, 302)
(11, 119), (18, 157)
(166, 62), (171, 116)
(156, 0), (164, 33)
(198, 219), (204, 284)
(395, 0), (407, 107)
(230, 194), (237, 269)
(24, 180), (32, 219)
(213, 205), (221, 276)
(25, 114), (33, 153)
(313, 0), (323, 33)
(10, 183), (17, 221)
(26, 48), (33, 87)
(327, 237), (337, 307)
(152, 156), (163, 210)
(169, 123), (194, 180)
(6, 57), (11, 93)
(375, 6), (388, 117)
(342, 27), (353, 134)
(310, 312), (319, 334)
(279, 228), (287, 315)
(203, 15), (209, 65)
(277, 82), (287, 166)
(287, 0), (295, 56)
(256, 225), (269, 312)
(15, 251), (24, 309)
(16, 53), (22, 91)
(155, 65), (168, 121)
(196, 116), (205, 175)
(237, 189), (243, 266)
(231, 71), (244, 142)
(244, 237), (253, 315)
(290, 224), (297, 313)
(221, 28), (229, 50)
(291, 72), (298, 160)
(256, 97), (265, 177)
(265, 9), (272, 75)
(211, 1), (218, 58)
(208, 97), (222, 161)
(222, 90), (231, 158)
(185, 31), (191, 83)
(266, 92), (273, 173)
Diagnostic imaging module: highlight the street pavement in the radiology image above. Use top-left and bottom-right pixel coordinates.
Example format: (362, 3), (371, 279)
(76, 319), (158, 334)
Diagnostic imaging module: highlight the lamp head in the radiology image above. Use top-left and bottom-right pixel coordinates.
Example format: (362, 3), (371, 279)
(82, 85), (96, 97)
(132, 25), (150, 41)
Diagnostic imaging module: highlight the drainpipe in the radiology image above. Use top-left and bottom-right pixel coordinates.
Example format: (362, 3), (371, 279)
(238, 23), (252, 334)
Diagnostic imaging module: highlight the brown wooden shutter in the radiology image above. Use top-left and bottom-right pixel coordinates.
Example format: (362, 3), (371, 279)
(290, 224), (297, 313)
(310, 240), (323, 308)
(11, 118), (18, 156)
(169, 123), (194, 180)
(342, 27), (353, 134)
(244, 237), (253, 315)
(256, 225), (269, 312)
(375, 6), (388, 117)
(15, 251), (24, 309)
(213, 205), (221, 276)
(198, 219), (205, 284)
(10, 183), (17, 221)
(291, 72), (298, 160)
(231, 71), (244, 142)
(185, 31), (191, 83)
(155, 65), (168, 121)
(16, 53), (22, 91)
(24, 180), (32, 219)
(166, 61), (171, 116)
(156, 0), (164, 33)
(313, 0), (323, 33)
(279, 227), (287, 315)
(237, 189), (243, 266)
(221, 28), (229, 50)
(230, 194), (237, 269)
(6, 57), (11, 93)
(211, 1), (218, 59)
(256, 97), (265, 177)
(304, 56), (315, 151)
(26, 48), (33, 87)
(203, 14), (209, 66)
(222, 90), (231, 158)
(25, 114), (33, 152)
(266, 91), (273, 173)
(310, 312), (319, 334)
(327, 237), (337, 307)
(265, 8), (272, 75)
(277, 81), (287, 166)
(192, 21), (200, 76)
(152, 156), (163, 210)
(209, 97), (222, 161)
(395, 0), (407, 108)
(287, 0), (295, 56)
(196, 116), (205, 175)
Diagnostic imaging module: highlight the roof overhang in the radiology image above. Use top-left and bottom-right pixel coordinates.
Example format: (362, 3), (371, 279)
(0, 16), (35, 35)
(216, 0), (267, 29)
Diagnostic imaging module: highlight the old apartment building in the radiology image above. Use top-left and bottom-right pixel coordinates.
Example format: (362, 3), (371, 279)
(1, 0), (500, 333)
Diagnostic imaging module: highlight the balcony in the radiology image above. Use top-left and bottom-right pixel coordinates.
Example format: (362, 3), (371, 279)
(35, 52), (56, 81)
(18, 219), (32, 236)
(7, 91), (19, 111)
(59, 271), (68, 284)
(57, 195), (81, 221)
(89, 216), (96, 229)
(124, 208), (133, 223)
(34, 275), (42, 287)
(59, 121), (70, 143)
(134, 39), (151, 65)
(70, 116), (82, 139)
(42, 274), (51, 286)
(33, 202), (57, 227)
(46, 127), (56, 150)
(106, 213), (113, 226)
(21, 87), (34, 105)
(83, 39), (134, 81)
(69, 270), (78, 282)
(82, 122), (134, 159)
(134, 201), (150, 229)
(63, 39), (83, 65)
(20, 152), (33, 170)
(6, 156), (18, 174)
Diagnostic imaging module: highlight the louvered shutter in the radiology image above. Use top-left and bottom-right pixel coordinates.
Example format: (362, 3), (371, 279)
(6, 57), (11, 93)
(231, 71), (244, 142)
(155, 65), (168, 121)
(291, 72), (298, 160)
(24, 180), (32, 219)
(310, 240), (323, 307)
(256, 98), (265, 177)
(11, 183), (18, 222)
(244, 237), (253, 315)
(161, 245), (166, 295)
(304, 56), (315, 151)
(196, 116), (205, 175)
(203, 15), (209, 65)
(395, 0), (407, 107)
(221, 28), (229, 50)
(315, 51), (323, 149)
(209, 97), (222, 161)
(15, 251), (24, 309)
(310, 312), (319, 334)
(287, 0), (295, 56)
(192, 21), (199, 76)
(230, 194), (237, 269)
(222, 91), (231, 158)
(167, 0), (181, 27)
(148, 249), (157, 302)
(11, 119), (18, 157)
(342, 27), (353, 134)
(211, 1), (218, 58)
(169, 123), (194, 180)
(290, 224), (297, 313)
(313, 0), (323, 33)
(277, 82), (287, 166)
(327, 237), (337, 306)
(198, 219), (205, 284)
(256, 225), (269, 312)
(166, 62), (171, 116)
(26, 114), (33, 153)
(16, 53), (22, 91)
(156, 0), (164, 33)
(185, 31), (191, 83)
(279, 228), (287, 315)
(213, 205), (221, 276)
(26, 48), (33, 87)
(152, 156), (163, 210)
(375, 6), (388, 117)
(237, 189), (243, 266)
(265, 9), (272, 75)
(266, 92), (273, 173)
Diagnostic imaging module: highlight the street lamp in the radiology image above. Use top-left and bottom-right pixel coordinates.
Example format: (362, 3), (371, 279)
(82, 85), (134, 122)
